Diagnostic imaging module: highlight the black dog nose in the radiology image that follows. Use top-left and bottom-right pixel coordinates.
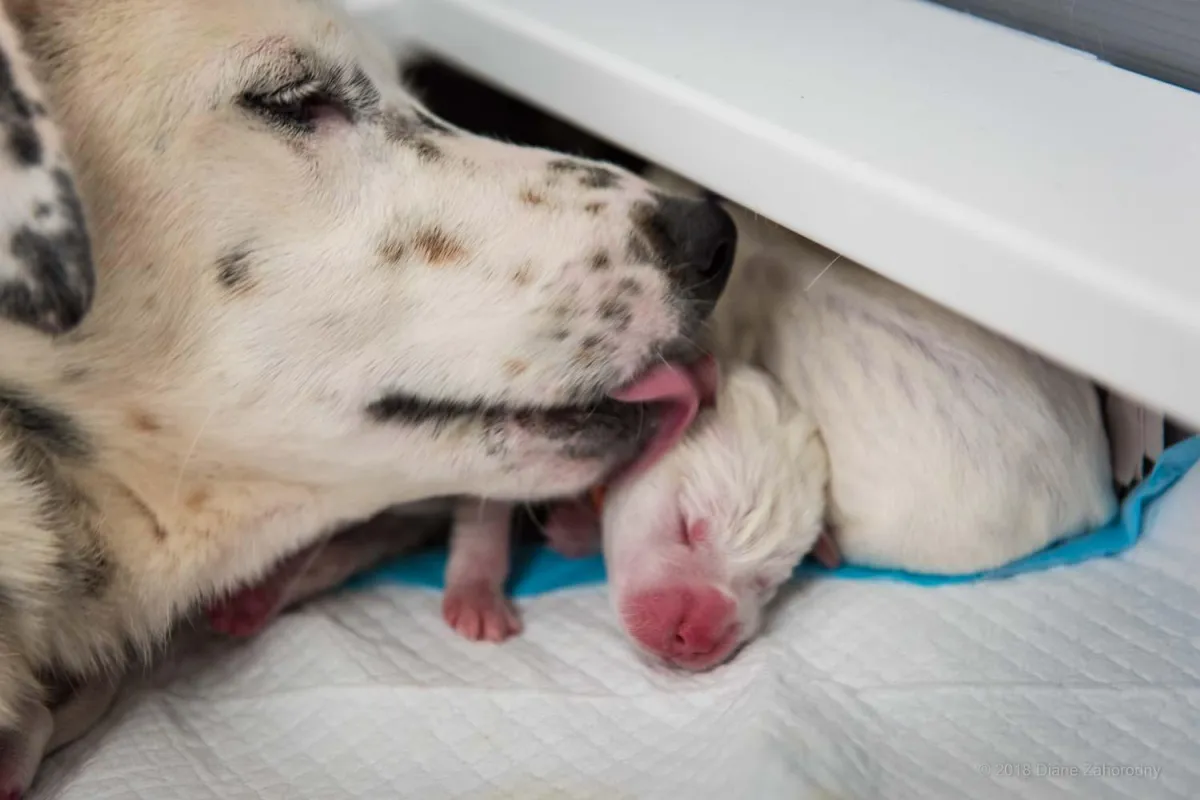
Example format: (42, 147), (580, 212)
(650, 196), (737, 314)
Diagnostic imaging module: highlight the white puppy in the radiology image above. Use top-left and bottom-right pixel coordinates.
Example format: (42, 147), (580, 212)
(602, 182), (1117, 671)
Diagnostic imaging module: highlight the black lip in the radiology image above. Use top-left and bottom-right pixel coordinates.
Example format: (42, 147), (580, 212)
(366, 391), (658, 445)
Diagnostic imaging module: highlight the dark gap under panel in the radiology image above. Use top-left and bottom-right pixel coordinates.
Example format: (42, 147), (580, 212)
(931, 0), (1200, 94)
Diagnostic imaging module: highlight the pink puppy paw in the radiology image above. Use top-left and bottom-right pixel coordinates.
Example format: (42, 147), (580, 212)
(442, 582), (522, 643)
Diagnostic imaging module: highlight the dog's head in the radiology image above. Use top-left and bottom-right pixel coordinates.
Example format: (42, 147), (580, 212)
(0, 5), (93, 333)
(11, 0), (735, 502)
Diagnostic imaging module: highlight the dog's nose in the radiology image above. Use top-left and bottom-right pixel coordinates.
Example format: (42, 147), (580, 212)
(654, 196), (737, 313)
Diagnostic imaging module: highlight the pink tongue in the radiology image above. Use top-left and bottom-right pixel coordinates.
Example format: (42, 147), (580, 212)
(608, 357), (713, 484)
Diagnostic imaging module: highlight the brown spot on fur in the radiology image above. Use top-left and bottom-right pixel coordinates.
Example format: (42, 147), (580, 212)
(616, 277), (642, 298)
(127, 409), (162, 433)
(550, 328), (570, 341)
(414, 228), (467, 266)
(378, 236), (407, 265)
(590, 251), (611, 271)
(574, 334), (612, 368)
(584, 202), (605, 215)
(185, 486), (211, 512)
(512, 262), (533, 286)
(599, 297), (631, 322)
(520, 188), (546, 206)
(550, 303), (572, 320)
(503, 359), (529, 377)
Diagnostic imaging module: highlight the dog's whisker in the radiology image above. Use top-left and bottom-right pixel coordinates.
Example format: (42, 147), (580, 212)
(171, 403), (218, 508)
(804, 254), (841, 292)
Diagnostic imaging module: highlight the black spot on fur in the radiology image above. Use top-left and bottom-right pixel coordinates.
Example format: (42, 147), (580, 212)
(590, 251), (611, 271)
(216, 250), (252, 291)
(550, 328), (570, 341)
(579, 168), (617, 189)
(0, 169), (95, 333)
(546, 159), (618, 190)
(412, 138), (443, 162)
(598, 298), (633, 332)
(615, 277), (643, 298)
(34, 202), (52, 219)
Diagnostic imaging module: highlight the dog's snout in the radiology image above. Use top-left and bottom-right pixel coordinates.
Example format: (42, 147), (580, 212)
(653, 196), (737, 311)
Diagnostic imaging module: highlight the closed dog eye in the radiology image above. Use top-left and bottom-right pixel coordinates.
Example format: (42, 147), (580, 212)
(240, 79), (351, 133)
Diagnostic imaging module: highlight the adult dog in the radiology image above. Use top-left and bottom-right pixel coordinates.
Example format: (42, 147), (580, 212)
(0, 0), (735, 791)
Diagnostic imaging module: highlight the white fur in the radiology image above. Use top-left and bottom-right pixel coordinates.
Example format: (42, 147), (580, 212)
(604, 171), (1117, 669)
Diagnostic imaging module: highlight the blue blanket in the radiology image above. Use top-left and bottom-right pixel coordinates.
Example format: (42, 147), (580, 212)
(357, 436), (1200, 597)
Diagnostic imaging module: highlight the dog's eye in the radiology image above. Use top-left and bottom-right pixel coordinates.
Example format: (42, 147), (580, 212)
(241, 82), (348, 132)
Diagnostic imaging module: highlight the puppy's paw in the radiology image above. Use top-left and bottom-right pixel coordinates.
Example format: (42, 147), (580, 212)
(442, 582), (522, 642)
(544, 499), (601, 559)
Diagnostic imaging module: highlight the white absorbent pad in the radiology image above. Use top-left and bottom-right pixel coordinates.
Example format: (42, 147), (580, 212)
(33, 463), (1200, 800)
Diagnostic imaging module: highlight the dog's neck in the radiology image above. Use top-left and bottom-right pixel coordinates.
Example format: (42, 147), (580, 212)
(0, 326), (393, 636)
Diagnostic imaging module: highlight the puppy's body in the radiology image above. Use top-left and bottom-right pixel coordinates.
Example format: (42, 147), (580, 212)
(0, 0), (736, 790)
(603, 183), (1116, 670)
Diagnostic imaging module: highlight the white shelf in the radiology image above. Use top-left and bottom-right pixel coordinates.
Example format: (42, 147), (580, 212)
(347, 0), (1200, 426)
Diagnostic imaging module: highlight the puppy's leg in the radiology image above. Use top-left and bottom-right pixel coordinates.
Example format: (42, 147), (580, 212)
(209, 513), (440, 637)
(442, 499), (521, 642)
(811, 529), (842, 569)
(542, 495), (602, 558)
(207, 543), (327, 638)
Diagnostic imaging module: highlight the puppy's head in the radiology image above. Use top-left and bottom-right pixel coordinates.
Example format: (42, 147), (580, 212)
(17, 0), (736, 500)
(602, 364), (827, 671)
(0, 7), (93, 333)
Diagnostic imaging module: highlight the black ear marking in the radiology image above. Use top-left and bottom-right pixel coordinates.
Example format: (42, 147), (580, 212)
(0, 47), (44, 167)
(1, 170), (95, 334)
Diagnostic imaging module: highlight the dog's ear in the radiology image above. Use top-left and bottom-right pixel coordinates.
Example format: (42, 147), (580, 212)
(0, 0), (96, 335)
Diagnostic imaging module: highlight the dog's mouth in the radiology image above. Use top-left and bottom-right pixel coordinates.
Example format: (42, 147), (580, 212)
(367, 357), (717, 480)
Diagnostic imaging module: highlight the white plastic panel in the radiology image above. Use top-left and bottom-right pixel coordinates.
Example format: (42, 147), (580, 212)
(346, 0), (1200, 426)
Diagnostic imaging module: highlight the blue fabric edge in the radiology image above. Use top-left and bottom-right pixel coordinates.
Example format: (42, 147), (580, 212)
(354, 436), (1200, 597)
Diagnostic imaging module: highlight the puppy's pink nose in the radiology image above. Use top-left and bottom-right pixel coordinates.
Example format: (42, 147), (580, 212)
(623, 586), (738, 667)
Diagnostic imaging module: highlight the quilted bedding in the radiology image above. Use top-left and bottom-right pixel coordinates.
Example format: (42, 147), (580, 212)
(32, 461), (1200, 799)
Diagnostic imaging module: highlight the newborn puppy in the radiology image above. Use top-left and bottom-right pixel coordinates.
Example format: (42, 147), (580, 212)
(602, 363), (829, 671)
(599, 182), (1117, 672)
